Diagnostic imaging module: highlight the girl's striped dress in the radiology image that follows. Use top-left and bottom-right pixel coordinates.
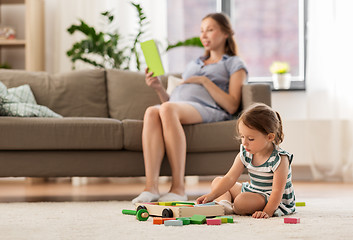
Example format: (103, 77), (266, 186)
(239, 144), (296, 216)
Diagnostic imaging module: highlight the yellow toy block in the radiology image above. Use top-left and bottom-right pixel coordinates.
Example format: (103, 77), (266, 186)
(158, 202), (174, 206)
(215, 216), (227, 223)
(295, 202), (306, 207)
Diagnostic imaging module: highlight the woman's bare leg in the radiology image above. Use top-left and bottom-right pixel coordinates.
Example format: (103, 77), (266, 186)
(159, 102), (202, 196)
(142, 106), (165, 195)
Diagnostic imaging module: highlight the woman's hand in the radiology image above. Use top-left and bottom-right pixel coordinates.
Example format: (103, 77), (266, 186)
(183, 76), (209, 85)
(252, 211), (270, 219)
(145, 68), (162, 90)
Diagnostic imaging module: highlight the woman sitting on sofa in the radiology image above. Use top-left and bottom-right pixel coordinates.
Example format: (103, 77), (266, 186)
(132, 12), (248, 203)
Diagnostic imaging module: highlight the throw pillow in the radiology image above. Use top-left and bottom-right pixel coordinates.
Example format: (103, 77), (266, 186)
(0, 81), (62, 118)
(166, 75), (183, 95)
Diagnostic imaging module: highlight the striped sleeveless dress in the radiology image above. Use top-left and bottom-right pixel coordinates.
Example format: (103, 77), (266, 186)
(239, 144), (296, 216)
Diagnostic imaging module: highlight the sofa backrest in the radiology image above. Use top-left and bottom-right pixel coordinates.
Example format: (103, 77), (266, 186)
(0, 69), (109, 117)
(106, 69), (168, 120)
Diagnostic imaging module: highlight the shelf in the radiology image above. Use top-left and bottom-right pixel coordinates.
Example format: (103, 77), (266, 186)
(0, 0), (25, 4)
(0, 0), (44, 71)
(0, 39), (26, 46)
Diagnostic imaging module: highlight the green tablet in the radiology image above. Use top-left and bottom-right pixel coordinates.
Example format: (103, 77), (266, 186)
(140, 39), (165, 77)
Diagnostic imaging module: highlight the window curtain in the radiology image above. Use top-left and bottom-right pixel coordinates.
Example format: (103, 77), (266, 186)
(306, 0), (353, 182)
(44, 0), (167, 73)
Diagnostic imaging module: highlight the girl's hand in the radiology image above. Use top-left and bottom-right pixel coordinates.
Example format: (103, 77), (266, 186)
(145, 68), (162, 90)
(196, 193), (214, 204)
(252, 211), (270, 219)
(183, 76), (209, 85)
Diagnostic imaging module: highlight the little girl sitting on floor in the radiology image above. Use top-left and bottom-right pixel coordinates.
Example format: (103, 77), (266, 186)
(197, 103), (295, 218)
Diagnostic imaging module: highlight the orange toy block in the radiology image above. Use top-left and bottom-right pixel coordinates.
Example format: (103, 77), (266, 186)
(153, 217), (164, 225)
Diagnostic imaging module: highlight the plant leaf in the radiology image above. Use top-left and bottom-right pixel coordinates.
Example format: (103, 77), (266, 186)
(166, 37), (203, 51)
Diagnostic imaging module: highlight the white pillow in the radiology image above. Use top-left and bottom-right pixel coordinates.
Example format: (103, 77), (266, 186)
(166, 75), (183, 95)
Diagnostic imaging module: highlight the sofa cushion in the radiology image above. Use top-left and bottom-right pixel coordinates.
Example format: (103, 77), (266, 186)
(123, 119), (240, 152)
(0, 82), (62, 118)
(106, 69), (168, 120)
(0, 117), (123, 150)
(0, 69), (108, 117)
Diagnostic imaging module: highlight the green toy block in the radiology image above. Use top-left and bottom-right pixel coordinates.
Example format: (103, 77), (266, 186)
(176, 217), (191, 225)
(122, 209), (136, 215)
(296, 202), (306, 207)
(223, 216), (234, 223)
(190, 214), (206, 224)
(215, 216), (234, 223)
(171, 202), (195, 206)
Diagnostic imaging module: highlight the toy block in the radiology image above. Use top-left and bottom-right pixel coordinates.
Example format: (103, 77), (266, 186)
(222, 216), (234, 223)
(175, 204), (194, 207)
(164, 220), (183, 226)
(136, 209), (149, 221)
(284, 217), (300, 224)
(171, 202), (195, 206)
(206, 218), (222, 225)
(190, 214), (206, 224)
(215, 216), (227, 223)
(158, 202), (174, 206)
(195, 202), (216, 207)
(295, 202), (306, 207)
(176, 217), (191, 225)
(122, 209), (136, 215)
(140, 202), (158, 205)
(153, 217), (164, 225)
(161, 217), (176, 222)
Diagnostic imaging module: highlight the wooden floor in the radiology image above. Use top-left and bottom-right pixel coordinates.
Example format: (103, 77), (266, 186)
(0, 177), (352, 202)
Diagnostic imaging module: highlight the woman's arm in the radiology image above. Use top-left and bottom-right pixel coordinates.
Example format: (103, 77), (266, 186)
(145, 68), (169, 103)
(184, 69), (246, 114)
(197, 153), (245, 204)
(253, 155), (290, 218)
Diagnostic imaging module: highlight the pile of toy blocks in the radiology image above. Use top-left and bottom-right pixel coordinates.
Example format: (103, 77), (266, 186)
(153, 214), (234, 226)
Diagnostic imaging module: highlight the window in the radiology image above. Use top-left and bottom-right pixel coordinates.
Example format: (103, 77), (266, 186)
(166, 0), (217, 73)
(226, 0), (306, 83)
(166, 0), (306, 87)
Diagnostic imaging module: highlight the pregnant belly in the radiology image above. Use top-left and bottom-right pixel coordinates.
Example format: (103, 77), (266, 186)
(169, 84), (217, 108)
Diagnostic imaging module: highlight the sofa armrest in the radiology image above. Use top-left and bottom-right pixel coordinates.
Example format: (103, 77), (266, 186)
(241, 83), (272, 109)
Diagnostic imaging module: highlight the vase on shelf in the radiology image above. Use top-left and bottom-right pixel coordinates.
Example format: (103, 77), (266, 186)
(272, 73), (291, 89)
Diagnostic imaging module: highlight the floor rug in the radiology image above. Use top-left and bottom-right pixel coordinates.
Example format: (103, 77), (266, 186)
(0, 197), (352, 240)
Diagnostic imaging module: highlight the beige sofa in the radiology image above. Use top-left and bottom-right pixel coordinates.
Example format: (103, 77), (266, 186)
(0, 69), (271, 178)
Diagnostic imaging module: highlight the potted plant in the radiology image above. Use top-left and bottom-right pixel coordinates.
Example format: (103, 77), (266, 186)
(269, 61), (291, 89)
(66, 3), (148, 70)
(67, 2), (203, 71)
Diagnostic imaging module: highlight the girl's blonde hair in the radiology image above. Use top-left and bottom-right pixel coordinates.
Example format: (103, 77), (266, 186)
(202, 13), (238, 57)
(237, 103), (284, 145)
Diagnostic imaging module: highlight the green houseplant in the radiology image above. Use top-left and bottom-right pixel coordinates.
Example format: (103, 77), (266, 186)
(66, 2), (203, 71)
(66, 3), (148, 70)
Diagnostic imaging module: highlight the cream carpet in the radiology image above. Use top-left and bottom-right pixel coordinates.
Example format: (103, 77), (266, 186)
(0, 197), (352, 240)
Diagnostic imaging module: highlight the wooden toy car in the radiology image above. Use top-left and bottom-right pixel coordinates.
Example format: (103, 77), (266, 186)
(134, 201), (225, 218)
